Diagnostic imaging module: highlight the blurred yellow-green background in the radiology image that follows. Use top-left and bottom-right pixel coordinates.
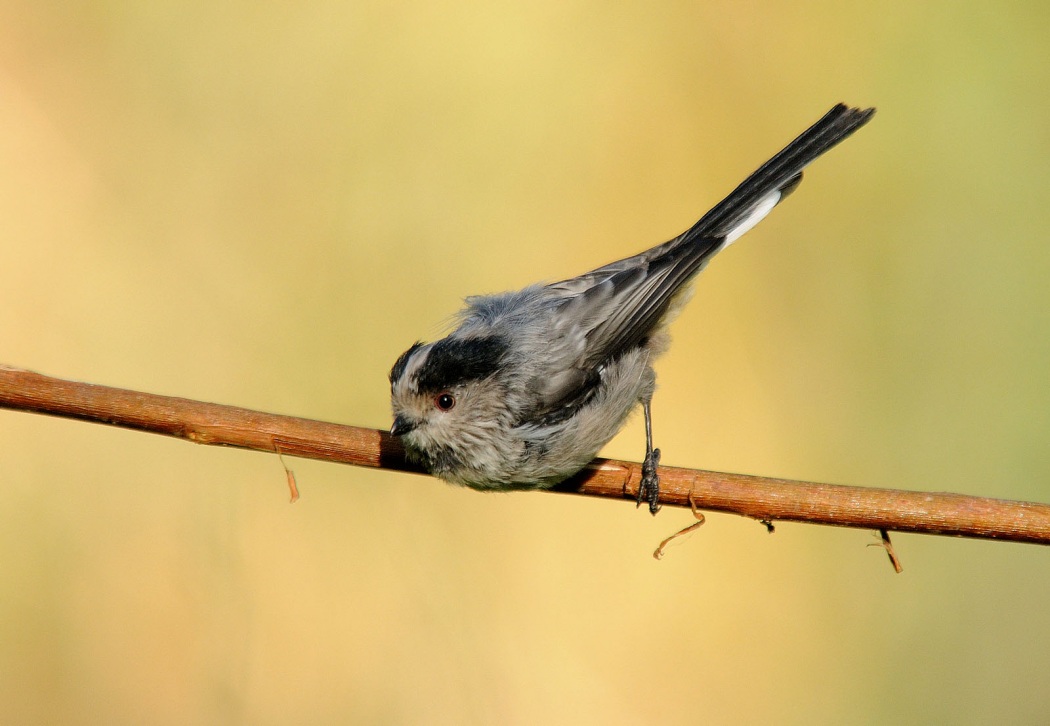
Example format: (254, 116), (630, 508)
(2, 2), (1050, 723)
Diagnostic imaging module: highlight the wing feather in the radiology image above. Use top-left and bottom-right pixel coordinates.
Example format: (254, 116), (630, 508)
(525, 104), (875, 419)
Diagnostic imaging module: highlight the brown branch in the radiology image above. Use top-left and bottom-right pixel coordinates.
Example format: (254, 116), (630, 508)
(2, 365), (1049, 545)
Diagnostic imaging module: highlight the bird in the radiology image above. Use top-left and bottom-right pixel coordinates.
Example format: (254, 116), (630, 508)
(389, 103), (874, 514)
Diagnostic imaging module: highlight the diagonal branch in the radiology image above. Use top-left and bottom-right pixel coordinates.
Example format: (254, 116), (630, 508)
(2, 365), (1049, 545)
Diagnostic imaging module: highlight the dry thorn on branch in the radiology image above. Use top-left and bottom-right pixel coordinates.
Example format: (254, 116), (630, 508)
(653, 492), (706, 560)
(2, 365), (1050, 548)
(273, 441), (300, 503)
(869, 528), (904, 573)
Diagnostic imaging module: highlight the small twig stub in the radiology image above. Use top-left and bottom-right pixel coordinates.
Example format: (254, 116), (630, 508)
(653, 493), (707, 560)
(869, 529), (904, 573)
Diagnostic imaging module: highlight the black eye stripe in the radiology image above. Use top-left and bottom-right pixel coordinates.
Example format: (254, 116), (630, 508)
(415, 336), (508, 391)
(389, 341), (424, 384)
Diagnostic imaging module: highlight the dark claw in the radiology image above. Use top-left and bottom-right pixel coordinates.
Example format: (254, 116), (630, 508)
(637, 447), (662, 515)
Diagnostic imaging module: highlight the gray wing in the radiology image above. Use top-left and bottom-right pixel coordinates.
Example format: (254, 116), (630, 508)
(529, 103), (875, 418)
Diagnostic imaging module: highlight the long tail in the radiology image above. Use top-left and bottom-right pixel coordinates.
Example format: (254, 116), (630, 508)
(679, 103), (875, 247)
(553, 104), (875, 370)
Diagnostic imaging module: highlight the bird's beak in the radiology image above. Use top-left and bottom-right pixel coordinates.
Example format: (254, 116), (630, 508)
(390, 415), (416, 437)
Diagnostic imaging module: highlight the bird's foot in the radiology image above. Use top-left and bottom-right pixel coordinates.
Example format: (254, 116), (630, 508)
(637, 447), (662, 515)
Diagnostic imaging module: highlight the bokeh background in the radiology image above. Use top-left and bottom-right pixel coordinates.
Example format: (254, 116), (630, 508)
(2, 2), (1049, 723)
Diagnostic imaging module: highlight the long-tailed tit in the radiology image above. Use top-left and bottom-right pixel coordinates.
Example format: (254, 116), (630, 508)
(389, 104), (874, 513)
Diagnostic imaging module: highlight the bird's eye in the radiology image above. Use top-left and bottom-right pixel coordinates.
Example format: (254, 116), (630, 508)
(435, 393), (456, 411)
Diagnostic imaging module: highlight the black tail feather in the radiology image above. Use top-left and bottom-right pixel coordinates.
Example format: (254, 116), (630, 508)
(682, 104), (875, 242)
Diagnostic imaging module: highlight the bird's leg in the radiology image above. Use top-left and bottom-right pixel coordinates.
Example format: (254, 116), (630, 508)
(637, 399), (662, 515)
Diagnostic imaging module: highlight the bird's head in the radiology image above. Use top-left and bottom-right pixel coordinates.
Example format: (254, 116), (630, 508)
(388, 335), (511, 482)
